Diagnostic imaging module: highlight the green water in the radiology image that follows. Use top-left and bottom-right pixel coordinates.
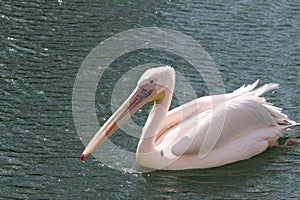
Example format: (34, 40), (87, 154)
(1, 0), (299, 199)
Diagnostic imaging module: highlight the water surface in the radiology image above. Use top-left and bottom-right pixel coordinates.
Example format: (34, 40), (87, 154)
(1, 0), (299, 199)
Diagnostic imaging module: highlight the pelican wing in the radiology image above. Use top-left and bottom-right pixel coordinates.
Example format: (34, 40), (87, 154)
(157, 80), (278, 138)
(157, 82), (291, 158)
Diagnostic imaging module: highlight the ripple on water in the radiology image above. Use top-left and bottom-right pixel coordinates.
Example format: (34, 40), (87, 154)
(1, 0), (299, 199)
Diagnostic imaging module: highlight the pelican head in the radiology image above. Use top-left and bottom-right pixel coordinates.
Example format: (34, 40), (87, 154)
(80, 66), (175, 162)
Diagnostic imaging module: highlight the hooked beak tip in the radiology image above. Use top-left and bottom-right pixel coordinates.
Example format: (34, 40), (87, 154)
(80, 153), (86, 163)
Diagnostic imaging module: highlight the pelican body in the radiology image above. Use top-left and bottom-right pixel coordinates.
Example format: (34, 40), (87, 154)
(81, 66), (298, 170)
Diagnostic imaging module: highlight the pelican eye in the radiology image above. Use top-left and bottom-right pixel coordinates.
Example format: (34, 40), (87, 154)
(149, 79), (154, 85)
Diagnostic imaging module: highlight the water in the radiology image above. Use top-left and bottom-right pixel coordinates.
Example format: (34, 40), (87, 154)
(1, 0), (299, 199)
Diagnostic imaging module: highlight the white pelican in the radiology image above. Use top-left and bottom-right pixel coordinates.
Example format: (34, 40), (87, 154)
(81, 66), (298, 170)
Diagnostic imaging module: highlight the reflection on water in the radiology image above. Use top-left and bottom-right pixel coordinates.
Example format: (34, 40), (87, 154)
(1, 0), (299, 199)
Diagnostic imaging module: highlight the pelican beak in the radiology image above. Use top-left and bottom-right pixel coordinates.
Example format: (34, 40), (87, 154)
(80, 86), (160, 163)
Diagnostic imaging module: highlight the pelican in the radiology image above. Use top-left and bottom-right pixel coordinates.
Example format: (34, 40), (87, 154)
(80, 66), (298, 170)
